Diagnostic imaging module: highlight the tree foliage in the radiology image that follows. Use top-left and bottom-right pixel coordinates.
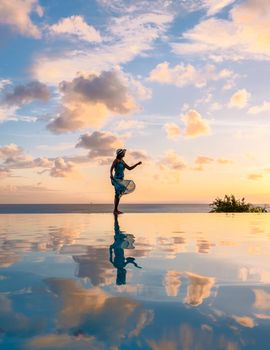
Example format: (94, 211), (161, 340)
(209, 194), (268, 213)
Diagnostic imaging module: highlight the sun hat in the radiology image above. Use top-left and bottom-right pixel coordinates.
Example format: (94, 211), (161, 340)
(116, 148), (126, 156)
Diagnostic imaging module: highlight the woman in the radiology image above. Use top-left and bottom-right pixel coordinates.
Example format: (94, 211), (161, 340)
(110, 148), (142, 214)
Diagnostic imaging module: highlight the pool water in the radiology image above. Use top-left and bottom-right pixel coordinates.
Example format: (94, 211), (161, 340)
(0, 213), (270, 349)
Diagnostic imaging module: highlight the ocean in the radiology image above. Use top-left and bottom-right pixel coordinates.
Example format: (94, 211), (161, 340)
(0, 203), (211, 214)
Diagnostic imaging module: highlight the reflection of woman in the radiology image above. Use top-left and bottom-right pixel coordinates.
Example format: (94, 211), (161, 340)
(109, 214), (141, 285)
(110, 148), (142, 214)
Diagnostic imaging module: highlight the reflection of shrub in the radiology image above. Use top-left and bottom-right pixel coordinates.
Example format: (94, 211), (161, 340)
(209, 194), (268, 213)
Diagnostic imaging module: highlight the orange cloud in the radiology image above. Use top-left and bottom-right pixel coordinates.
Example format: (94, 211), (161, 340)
(247, 173), (263, 180)
(182, 110), (211, 138)
(49, 158), (76, 178)
(172, 0), (270, 60)
(47, 70), (139, 133)
(0, 0), (43, 38)
(248, 101), (270, 114)
(164, 123), (181, 140)
(229, 89), (250, 109)
(75, 131), (122, 161)
(148, 61), (235, 87)
(49, 15), (101, 42)
(159, 150), (186, 170)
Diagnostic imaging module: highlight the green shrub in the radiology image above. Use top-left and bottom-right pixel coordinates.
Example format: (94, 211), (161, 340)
(209, 194), (268, 213)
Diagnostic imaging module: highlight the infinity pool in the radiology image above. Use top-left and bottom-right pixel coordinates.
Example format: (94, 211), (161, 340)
(0, 213), (270, 349)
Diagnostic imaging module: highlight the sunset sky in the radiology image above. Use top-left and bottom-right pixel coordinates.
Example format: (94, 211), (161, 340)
(0, 0), (270, 204)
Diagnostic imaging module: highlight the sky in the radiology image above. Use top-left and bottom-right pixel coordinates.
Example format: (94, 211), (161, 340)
(0, 0), (270, 204)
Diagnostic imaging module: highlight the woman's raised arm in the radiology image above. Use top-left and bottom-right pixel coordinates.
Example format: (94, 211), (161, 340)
(123, 160), (142, 171)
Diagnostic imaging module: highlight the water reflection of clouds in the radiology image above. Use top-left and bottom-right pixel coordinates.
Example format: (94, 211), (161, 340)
(47, 226), (80, 251)
(239, 267), (270, 284)
(0, 224), (81, 268)
(0, 251), (19, 268)
(185, 272), (215, 306)
(164, 271), (215, 306)
(146, 318), (240, 350)
(253, 289), (270, 310)
(164, 271), (182, 297)
(196, 238), (215, 254)
(42, 278), (153, 347)
(157, 236), (187, 258)
(72, 246), (114, 286)
(164, 270), (215, 307)
(232, 315), (255, 328)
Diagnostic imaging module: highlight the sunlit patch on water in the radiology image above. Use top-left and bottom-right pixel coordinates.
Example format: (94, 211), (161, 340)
(0, 213), (270, 349)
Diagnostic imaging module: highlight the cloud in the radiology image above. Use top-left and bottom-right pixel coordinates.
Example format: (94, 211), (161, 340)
(0, 105), (36, 122)
(172, 0), (270, 61)
(60, 71), (135, 113)
(159, 150), (186, 170)
(128, 149), (150, 161)
(0, 79), (11, 90)
(50, 158), (76, 178)
(0, 143), (78, 178)
(2, 81), (50, 106)
(47, 70), (140, 133)
(229, 89), (250, 109)
(182, 109), (211, 138)
(3, 153), (52, 169)
(0, 143), (23, 157)
(76, 131), (122, 160)
(164, 123), (181, 140)
(195, 156), (214, 165)
(148, 62), (235, 88)
(0, 0), (43, 38)
(247, 173), (263, 180)
(192, 156), (233, 171)
(98, 0), (232, 17)
(203, 0), (236, 15)
(193, 156), (214, 171)
(42, 278), (151, 345)
(97, 0), (172, 14)
(217, 158), (233, 164)
(0, 167), (10, 178)
(248, 101), (270, 114)
(32, 11), (173, 83)
(48, 16), (102, 42)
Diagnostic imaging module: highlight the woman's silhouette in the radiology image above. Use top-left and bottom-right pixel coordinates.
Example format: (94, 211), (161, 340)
(110, 148), (142, 214)
(109, 214), (141, 285)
